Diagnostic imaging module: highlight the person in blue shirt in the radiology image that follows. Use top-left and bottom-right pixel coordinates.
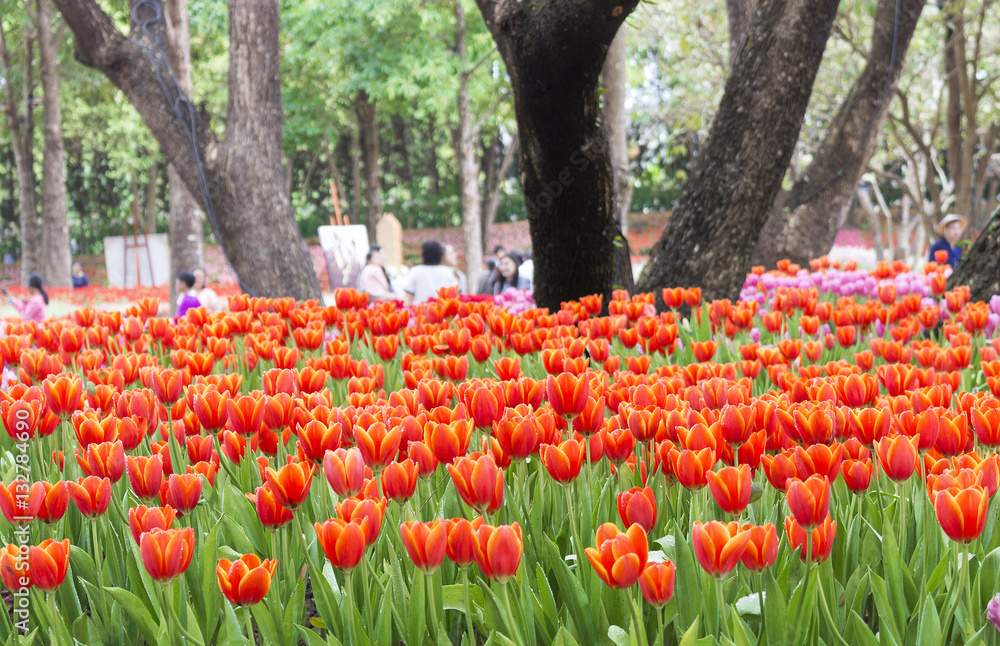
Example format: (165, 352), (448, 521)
(71, 261), (89, 288)
(928, 213), (968, 268)
(175, 271), (201, 318)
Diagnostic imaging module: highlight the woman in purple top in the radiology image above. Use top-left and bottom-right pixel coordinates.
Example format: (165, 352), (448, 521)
(175, 271), (202, 318)
(3, 272), (49, 323)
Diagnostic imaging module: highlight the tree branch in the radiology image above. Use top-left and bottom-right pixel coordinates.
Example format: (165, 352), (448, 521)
(473, 91), (510, 132)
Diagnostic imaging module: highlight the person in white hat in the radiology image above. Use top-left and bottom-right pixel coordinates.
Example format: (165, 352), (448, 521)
(928, 213), (968, 268)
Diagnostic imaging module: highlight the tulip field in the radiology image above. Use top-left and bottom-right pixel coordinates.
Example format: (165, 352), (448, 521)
(4, 257), (1000, 645)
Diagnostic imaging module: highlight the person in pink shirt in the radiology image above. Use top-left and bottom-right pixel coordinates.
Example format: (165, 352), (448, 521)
(4, 272), (49, 322)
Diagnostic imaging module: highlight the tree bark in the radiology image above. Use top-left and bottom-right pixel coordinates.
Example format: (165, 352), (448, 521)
(164, 0), (204, 311)
(949, 212), (1000, 301)
(455, 0), (483, 286)
(751, 0), (924, 269)
(144, 158), (159, 233)
(356, 90), (383, 241)
(727, 0), (754, 70)
(349, 125), (363, 223)
(474, 0), (640, 311)
(53, 0), (321, 299)
(0, 16), (40, 284)
(601, 28), (633, 236)
(36, 0), (72, 288)
(637, 0), (840, 303)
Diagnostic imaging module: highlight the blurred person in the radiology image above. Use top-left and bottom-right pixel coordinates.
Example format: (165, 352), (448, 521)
(476, 257), (498, 295)
(71, 261), (89, 289)
(402, 241), (460, 306)
(929, 213), (968, 268)
(443, 243), (467, 293)
(2, 272), (48, 322)
(175, 271), (201, 318)
(493, 251), (532, 294)
(357, 244), (395, 301)
(519, 248), (534, 281)
(193, 267), (224, 313)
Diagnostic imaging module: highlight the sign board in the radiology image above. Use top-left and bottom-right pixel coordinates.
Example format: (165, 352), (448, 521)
(103, 234), (171, 288)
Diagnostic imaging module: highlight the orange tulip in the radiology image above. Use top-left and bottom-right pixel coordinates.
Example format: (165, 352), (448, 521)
(691, 520), (750, 578)
(264, 461), (316, 511)
(546, 373), (590, 418)
(129, 505), (177, 544)
(355, 423), (402, 471)
(382, 459), (418, 503)
(246, 484), (295, 529)
(971, 407), (1000, 447)
(784, 515), (837, 563)
(68, 476), (111, 519)
(841, 459), (873, 493)
(0, 480), (40, 526)
(150, 368), (185, 405)
(474, 522), (523, 584)
(875, 434), (919, 482)
(297, 420), (342, 464)
(217, 554), (277, 606)
(315, 519), (366, 572)
(494, 414), (543, 460)
(226, 395), (266, 438)
(127, 455), (164, 502)
(43, 374), (84, 419)
(1, 543), (31, 591)
(159, 473), (203, 515)
(140, 527), (195, 581)
(448, 453), (504, 514)
(76, 440), (126, 482)
(1, 397), (40, 442)
(539, 439), (585, 484)
(672, 448), (716, 491)
(467, 383), (505, 430)
(739, 523), (778, 572)
(400, 520), (448, 573)
(786, 476), (830, 530)
(617, 487), (657, 533)
(31, 481), (69, 524)
(29, 539), (70, 592)
(445, 518), (480, 568)
(192, 388), (230, 432)
(706, 464), (752, 516)
(639, 561), (676, 607)
(585, 523), (648, 589)
(337, 497), (387, 547)
(324, 447), (368, 497)
(935, 485), (988, 543)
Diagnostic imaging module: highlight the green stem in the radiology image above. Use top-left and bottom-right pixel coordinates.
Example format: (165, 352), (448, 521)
(243, 605), (255, 644)
(716, 577), (728, 641)
(757, 572), (767, 642)
(426, 573), (439, 641)
(962, 542), (973, 635)
(564, 485), (584, 585)
(499, 583), (524, 646)
(344, 572), (357, 646)
(817, 580), (850, 646)
(656, 605), (665, 646)
(462, 569), (476, 645)
(793, 532), (814, 642)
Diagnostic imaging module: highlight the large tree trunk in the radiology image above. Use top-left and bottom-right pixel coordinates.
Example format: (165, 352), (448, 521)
(637, 0), (840, 303)
(727, 0), (754, 70)
(37, 0), (72, 288)
(356, 90), (383, 242)
(143, 158), (159, 234)
(53, 0), (321, 299)
(474, 0), (639, 311)
(0, 17), (40, 284)
(455, 0), (483, 286)
(751, 0), (924, 269)
(601, 29), (633, 236)
(949, 211), (1000, 301)
(164, 0), (204, 312)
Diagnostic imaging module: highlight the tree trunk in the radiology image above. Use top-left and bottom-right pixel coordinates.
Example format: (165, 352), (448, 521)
(0, 17), (40, 284)
(455, 0), (483, 286)
(943, 9), (967, 217)
(601, 28), (633, 236)
(481, 133), (518, 250)
(37, 0), (72, 288)
(727, 0), (754, 70)
(427, 115), (440, 197)
(349, 125), (363, 223)
(750, 0), (923, 269)
(637, 0), (840, 303)
(474, 0), (640, 311)
(144, 158), (159, 233)
(949, 213), (1000, 301)
(54, 0), (321, 299)
(356, 90), (383, 242)
(391, 114), (411, 182)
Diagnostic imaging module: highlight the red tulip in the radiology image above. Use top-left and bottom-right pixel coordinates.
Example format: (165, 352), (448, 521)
(540, 439), (585, 484)
(264, 461), (316, 510)
(691, 520), (750, 578)
(127, 455), (165, 502)
(784, 515), (837, 563)
(129, 505), (177, 544)
(31, 481), (69, 524)
(1, 398), (41, 442)
(617, 487), (657, 533)
(639, 561), (676, 607)
(226, 395), (266, 438)
(875, 434), (919, 482)
(1, 543), (31, 591)
(150, 368), (185, 405)
(140, 527), (195, 581)
(314, 519), (366, 572)
(29, 539), (71, 592)
(546, 373), (591, 418)
(785, 476), (830, 530)
(0, 480), (40, 526)
(217, 554), (277, 606)
(76, 440), (126, 482)
(447, 453), (504, 514)
(297, 420), (342, 464)
(425, 419), (473, 465)
(355, 422), (402, 471)
(672, 448), (716, 491)
(159, 473), (202, 516)
(400, 520), (448, 573)
(68, 476), (111, 519)
(446, 518), (481, 568)
(739, 523), (778, 572)
(935, 485), (988, 543)
(246, 484), (295, 529)
(707, 464), (752, 516)
(474, 522), (523, 584)
(43, 374), (84, 419)
(585, 523), (648, 589)
(337, 497), (387, 547)
(324, 448), (368, 498)
(382, 459), (419, 503)
(840, 459), (873, 493)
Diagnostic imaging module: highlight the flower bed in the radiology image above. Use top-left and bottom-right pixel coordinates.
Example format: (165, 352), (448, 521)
(0, 257), (998, 645)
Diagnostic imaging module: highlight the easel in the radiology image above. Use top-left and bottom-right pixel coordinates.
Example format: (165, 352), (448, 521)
(330, 180), (350, 226)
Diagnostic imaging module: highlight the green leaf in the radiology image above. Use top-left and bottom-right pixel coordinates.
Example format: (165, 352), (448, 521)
(283, 579), (306, 646)
(764, 569), (788, 646)
(200, 517), (223, 641)
(552, 627), (581, 646)
(848, 610), (881, 646)
(672, 527), (703, 632)
(542, 534), (598, 645)
(105, 587), (162, 646)
(881, 522), (908, 638)
(679, 616), (700, 646)
(914, 595), (942, 646)
(868, 572), (901, 646)
(251, 597), (281, 645)
(406, 568), (426, 646)
(608, 625), (630, 646)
